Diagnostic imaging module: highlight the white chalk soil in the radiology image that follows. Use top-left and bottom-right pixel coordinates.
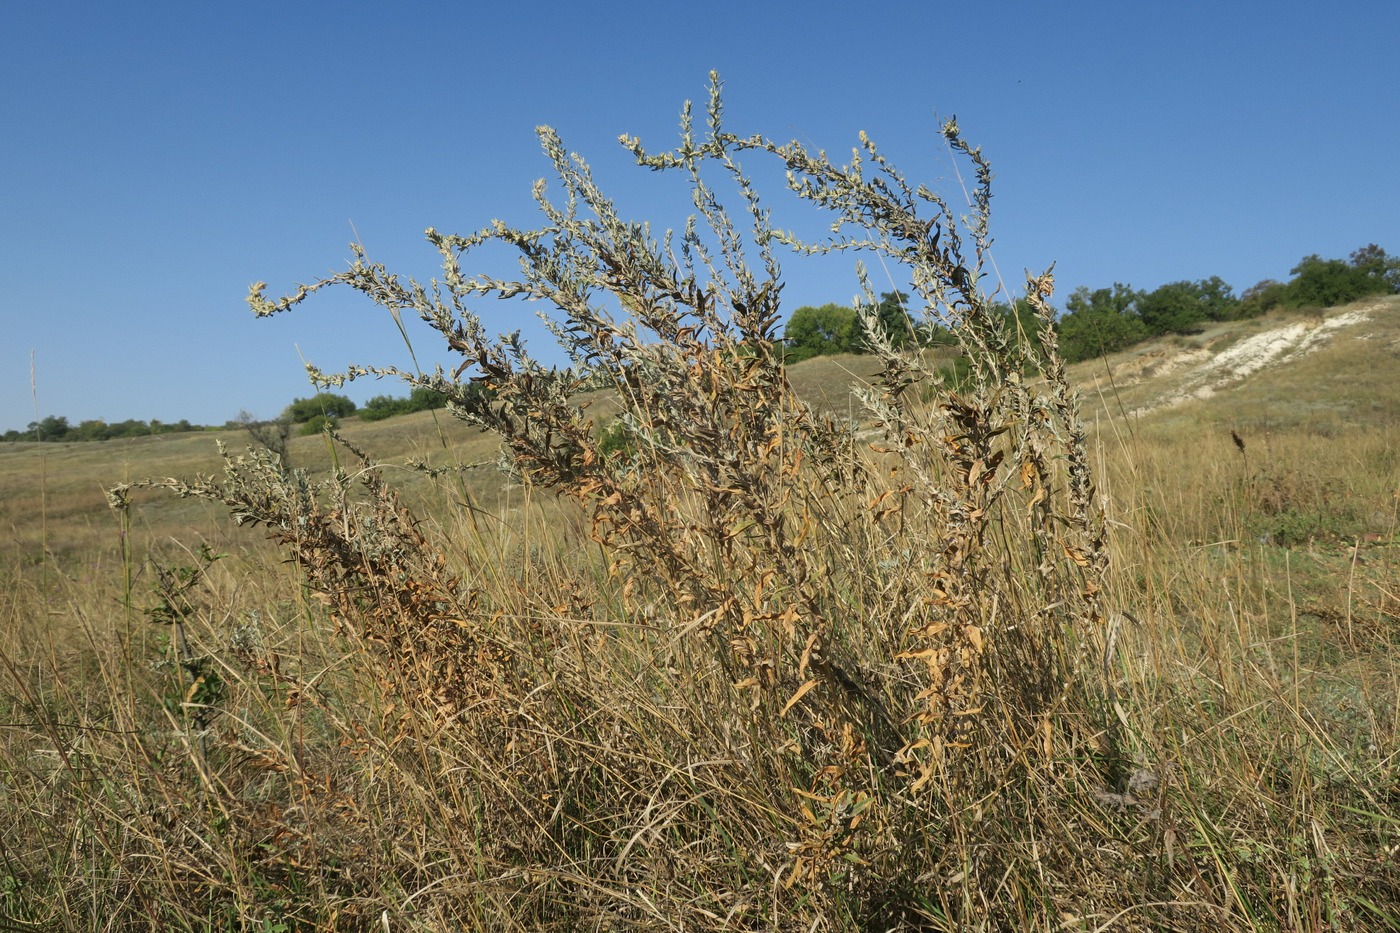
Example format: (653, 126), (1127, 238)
(1083, 299), (1392, 418)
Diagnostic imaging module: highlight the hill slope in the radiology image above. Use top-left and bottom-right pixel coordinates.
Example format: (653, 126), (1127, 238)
(4, 295), (1396, 562)
(1072, 294), (1400, 431)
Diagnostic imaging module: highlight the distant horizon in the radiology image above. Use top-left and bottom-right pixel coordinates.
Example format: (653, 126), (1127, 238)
(4, 2), (1397, 434)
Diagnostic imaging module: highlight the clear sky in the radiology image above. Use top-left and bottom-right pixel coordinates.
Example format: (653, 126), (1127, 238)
(3, 1), (1397, 433)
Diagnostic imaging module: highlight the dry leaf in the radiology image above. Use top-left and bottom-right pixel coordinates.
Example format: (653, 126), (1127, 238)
(781, 678), (819, 717)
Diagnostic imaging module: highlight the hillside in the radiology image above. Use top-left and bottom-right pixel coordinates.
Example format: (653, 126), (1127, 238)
(2, 295), (1396, 565)
(1072, 294), (1400, 431)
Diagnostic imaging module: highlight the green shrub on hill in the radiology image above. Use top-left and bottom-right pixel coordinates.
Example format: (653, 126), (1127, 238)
(782, 302), (860, 362)
(783, 245), (1397, 367)
(1135, 276), (1239, 334)
(282, 393), (356, 424)
(859, 289), (919, 349)
(360, 386), (451, 421)
(1237, 278), (1289, 317)
(297, 414), (339, 435)
(1286, 250), (1395, 309)
(1056, 283), (1149, 361)
(1349, 242), (1400, 293)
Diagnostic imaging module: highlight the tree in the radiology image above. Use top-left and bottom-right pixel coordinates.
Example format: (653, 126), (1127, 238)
(360, 395), (404, 422)
(1348, 243), (1400, 294)
(407, 386), (448, 412)
(361, 386), (453, 421)
(28, 415), (70, 441)
(1237, 279), (1287, 318)
(283, 393), (357, 423)
(298, 414), (339, 436)
(1285, 253), (1390, 309)
(70, 419), (110, 442)
(234, 410), (292, 467)
(1136, 277), (1238, 335)
(109, 419), (152, 438)
(1055, 284), (1148, 362)
(783, 303), (859, 362)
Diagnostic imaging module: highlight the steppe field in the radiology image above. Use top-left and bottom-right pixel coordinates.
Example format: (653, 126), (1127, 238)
(3, 294), (1399, 930)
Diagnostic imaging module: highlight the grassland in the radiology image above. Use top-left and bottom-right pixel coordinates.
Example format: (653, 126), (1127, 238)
(2, 297), (1398, 931)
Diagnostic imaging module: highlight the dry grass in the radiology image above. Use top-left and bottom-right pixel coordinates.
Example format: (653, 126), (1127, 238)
(6, 410), (1396, 931)
(5, 351), (1399, 930)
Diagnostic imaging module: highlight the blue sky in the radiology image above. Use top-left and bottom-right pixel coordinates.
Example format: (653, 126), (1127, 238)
(3, 1), (1397, 433)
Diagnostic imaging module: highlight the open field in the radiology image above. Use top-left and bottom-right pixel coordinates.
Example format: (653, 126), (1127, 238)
(2, 298), (1398, 931)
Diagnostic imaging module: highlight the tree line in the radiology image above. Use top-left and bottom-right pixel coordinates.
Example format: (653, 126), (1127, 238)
(785, 244), (1400, 365)
(3, 387), (454, 444)
(2, 415), (208, 443)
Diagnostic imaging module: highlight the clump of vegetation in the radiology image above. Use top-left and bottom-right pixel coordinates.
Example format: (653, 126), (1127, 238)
(3, 76), (1396, 931)
(295, 413), (338, 436)
(783, 290), (1014, 363)
(281, 392), (356, 424)
(782, 301), (862, 362)
(358, 386), (450, 421)
(185, 74), (1110, 927)
(1284, 246), (1400, 310)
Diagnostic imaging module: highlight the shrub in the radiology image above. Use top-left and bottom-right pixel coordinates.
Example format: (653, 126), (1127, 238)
(27, 414), (71, 441)
(594, 417), (640, 460)
(362, 385), (472, 421)
(1238, 278), (1288, 317)
(1286, 253), (1391, 309)
(230, 409), (292, 465)
(860, 289), (919, 349)
(1349, 243), (1400, 293)
(1136, 276), (1238, 334)
(356, 395), (401, 421)
(1057, 283), (1149, 361)
(297, 413), (338, 435)
(783, 302), (859, 361)
(988, 297), (1043, 352)
(282, 392), (356, 423)
(128, 76), (1138, 928)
